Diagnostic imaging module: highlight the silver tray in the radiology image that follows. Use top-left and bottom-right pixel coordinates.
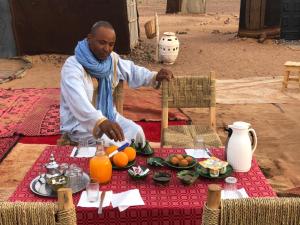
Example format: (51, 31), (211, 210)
(30, 172), (90, 197)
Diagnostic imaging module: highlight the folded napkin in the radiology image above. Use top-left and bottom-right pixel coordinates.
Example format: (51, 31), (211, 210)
(111, 189), (145, 212)
(77, 191), (113, 208)
(128, 166), (150, 176)
(185, 149), (210, 158)
(221, 188), (249, 199)
(70, 146), (96, 158)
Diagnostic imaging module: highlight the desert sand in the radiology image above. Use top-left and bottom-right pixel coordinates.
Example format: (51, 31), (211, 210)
(1, 0), (300, 199)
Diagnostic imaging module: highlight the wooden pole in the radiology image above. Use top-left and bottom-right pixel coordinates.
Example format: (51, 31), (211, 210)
(57, 188), (74, 211)
(207, 184), (222, 209)
(155, 12), (159, 63)
(161, 80), (169, 146)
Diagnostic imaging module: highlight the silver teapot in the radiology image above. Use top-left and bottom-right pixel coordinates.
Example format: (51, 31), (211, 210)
(44, 153), (62, 179)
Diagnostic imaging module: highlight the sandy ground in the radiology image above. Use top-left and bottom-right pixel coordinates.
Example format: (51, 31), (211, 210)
(1, 0), (300, 197)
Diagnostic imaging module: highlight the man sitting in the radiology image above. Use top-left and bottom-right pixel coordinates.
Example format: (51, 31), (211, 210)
(60, 21), (173, 148)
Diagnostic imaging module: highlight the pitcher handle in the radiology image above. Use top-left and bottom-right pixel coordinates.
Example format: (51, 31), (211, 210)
(249, 128), (257, 154)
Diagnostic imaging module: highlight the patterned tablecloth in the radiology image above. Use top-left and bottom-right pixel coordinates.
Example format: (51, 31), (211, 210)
(9, 146), (276, 225)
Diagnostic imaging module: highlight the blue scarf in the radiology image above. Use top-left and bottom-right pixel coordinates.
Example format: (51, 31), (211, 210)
(75, 39), (116, 121)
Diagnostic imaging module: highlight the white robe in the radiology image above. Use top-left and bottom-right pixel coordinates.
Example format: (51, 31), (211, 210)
(60, 52), (157, 146)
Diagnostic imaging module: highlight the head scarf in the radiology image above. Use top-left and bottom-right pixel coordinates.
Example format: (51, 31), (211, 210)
(75, 39), (116, 121)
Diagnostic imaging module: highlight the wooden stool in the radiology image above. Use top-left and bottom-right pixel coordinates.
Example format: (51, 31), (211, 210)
(282, 61), (300, 91)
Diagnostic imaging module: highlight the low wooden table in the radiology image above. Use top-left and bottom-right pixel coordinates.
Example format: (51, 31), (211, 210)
(9, 146), (276, 225)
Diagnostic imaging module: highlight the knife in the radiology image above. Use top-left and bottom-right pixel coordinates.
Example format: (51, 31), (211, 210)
(108, 143), (129, 158)
(98, 191), (106, 215)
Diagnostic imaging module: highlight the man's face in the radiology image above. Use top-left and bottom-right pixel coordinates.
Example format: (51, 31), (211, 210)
(87, 27), (116, 60)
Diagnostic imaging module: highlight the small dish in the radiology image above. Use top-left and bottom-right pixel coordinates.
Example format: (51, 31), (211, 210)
(177, 170), (199, 185)
(128, 166), (150, 180)
(147, 157), (165, 167)
(130, 140), (154, 156)
(152, 172), (171, 185)
(46, 175), (69, 192)
(196, 164), (233, 179)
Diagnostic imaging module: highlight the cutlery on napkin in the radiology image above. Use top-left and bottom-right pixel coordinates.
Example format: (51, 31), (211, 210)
(77, 191), (112, 208)
(77, 189), (144, 212)
(185, 148), (211, 158)
(70, 146), (97, 158)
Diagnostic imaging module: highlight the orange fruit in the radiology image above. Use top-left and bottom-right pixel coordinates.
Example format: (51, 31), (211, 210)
(175, 154), (184, 160)
(123, 147), (136, 162)
(178, 159), (189, 167)
(170, 156), (179, 165)
(106, 145), (118, 156)
(185, 156), (194, 164)
(112, 152), (128, 168)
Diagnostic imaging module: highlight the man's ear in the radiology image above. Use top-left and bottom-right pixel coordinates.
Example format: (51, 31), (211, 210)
(87, 33), (92, 42)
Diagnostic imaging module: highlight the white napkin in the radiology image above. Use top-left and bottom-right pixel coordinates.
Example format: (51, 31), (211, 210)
(185, 149), (210, 158)
(70, 147), (96, 158)
(111, 189), (145, 212)
(77, 191), (113, 208)
(221, 188), (249, 199)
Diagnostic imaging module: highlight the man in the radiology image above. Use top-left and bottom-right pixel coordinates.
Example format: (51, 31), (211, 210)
(60, 21), (173, 148)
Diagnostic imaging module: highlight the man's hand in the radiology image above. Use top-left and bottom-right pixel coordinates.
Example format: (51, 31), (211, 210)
(99, 120), (124, 142)
(156, 68), (174, 82)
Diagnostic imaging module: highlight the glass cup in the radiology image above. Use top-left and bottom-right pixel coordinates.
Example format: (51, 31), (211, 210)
(59, 163), (69, 175)
(193, 135), (204, 148)
(65, 165), (84, 192)
(224, 176), (238, 191)
(96, 139), (105, 152)
(86, 181), (99, 202)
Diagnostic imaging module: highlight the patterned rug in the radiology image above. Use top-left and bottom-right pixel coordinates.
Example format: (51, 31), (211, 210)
(0, 135), (20, 162)
(0, 88), (60, 137)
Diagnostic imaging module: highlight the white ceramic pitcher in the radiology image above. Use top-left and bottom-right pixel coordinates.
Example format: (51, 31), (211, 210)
(226, 121), (257, 172)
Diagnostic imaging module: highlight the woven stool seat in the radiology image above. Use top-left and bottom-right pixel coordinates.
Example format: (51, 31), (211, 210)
(163, 125), (222, 148)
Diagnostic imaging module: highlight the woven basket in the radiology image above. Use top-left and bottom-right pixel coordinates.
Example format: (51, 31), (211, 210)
(144, 19), (156, 39)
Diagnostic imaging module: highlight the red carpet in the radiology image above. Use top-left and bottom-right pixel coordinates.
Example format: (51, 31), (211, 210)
(0, 135), (20, 162)
(0, 88), (60, 137)
(19, 135), (61, 145)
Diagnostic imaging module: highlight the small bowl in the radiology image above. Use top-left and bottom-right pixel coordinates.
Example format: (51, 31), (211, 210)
(46, 175), (69, 192)
(152, 172), (171, 185)
(177, 170), (199, 185)
(128, 166), (150, 180)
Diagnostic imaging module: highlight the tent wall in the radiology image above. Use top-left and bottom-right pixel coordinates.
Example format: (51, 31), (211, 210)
(9, 0), (139, 55)
(281, 0), (300, 40)
(0, 0), (16, 58)
(238, 0), (281, 38)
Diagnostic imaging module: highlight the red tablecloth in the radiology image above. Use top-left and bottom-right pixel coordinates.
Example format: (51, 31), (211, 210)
(9, 146), (276, 225)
